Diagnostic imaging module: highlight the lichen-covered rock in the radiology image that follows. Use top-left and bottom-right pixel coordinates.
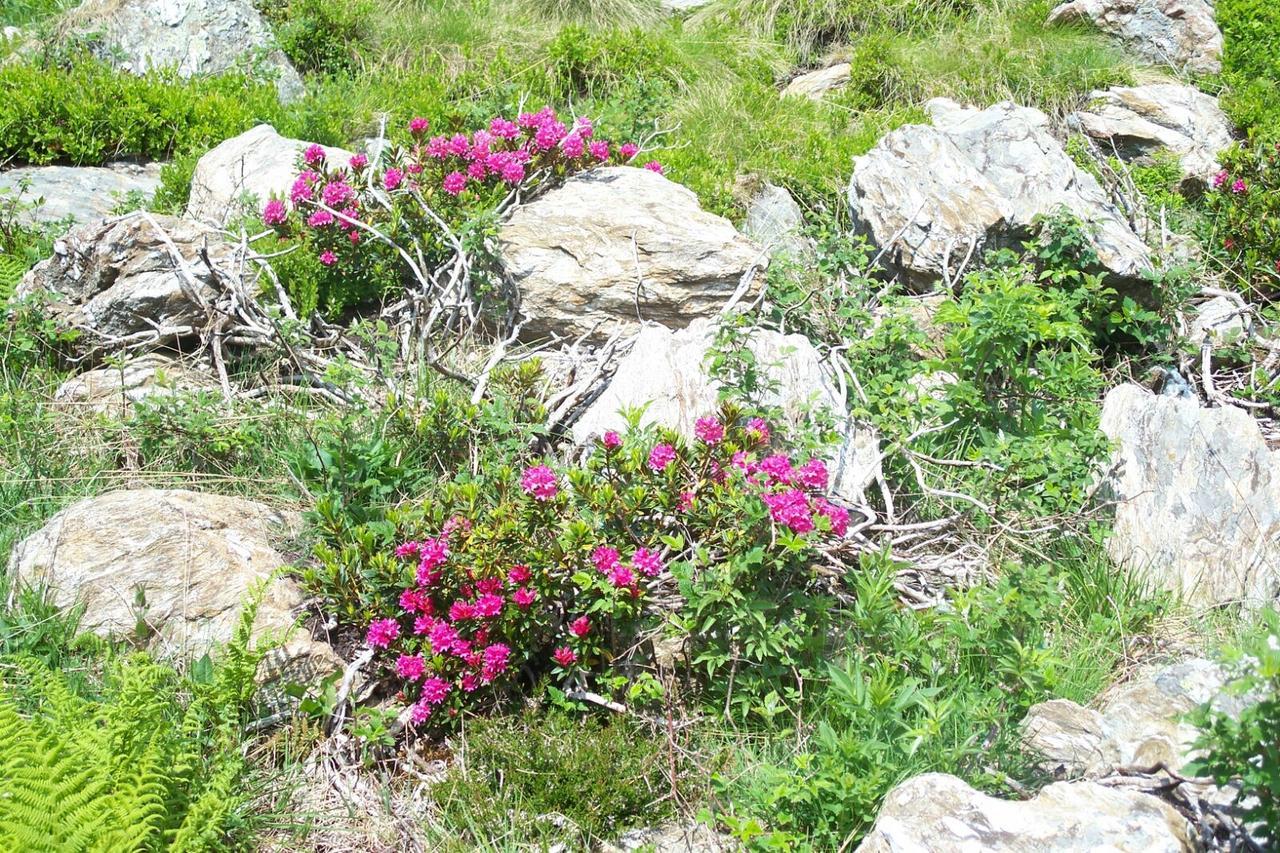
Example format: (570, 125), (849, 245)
(855, 773), (1195, 852)
(740, 181), (808, 258)
(848, 99), (1150, 288)
(16, 213), (235, 353)
(185, 124), (353, 226)
(8, 489), (339, 683)
(571, 319), (880, 508)
(53, 354), (217, 417)
(1069, 84), (1235, 186)
(782, 63), (851, 100)
(498, 167), (764, 342)
(0, 162), (163, 227)
(63, 0), (304, 101)
(1022, 658), (1234, 777)
(1098, 384), (1280, 607)
(1048, 0), (1221, 75)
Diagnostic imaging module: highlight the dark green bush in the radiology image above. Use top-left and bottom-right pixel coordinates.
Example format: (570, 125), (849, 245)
(1218, 0), (1280, 138)
(259, 0), (375, 76)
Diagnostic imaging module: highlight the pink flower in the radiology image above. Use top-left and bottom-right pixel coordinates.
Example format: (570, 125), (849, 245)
(421, 676), (451, 704)
(481, 643), (510, 681)
(467, 159), (487, 180)
(732, 451), (756, 475)
(609, 563), (635, 589)
(319, 250), (338, 267)
(409, 116), (430, 135)
(553, 646), (577, 667)
(322, 180), (354, 208)
(632, 547), (664, 577)
(602, 430), (622, 450)
(303, 144), (326, 167)
(569, 616), (591, 637)
(796, 458), (829, 491)
(413, 614), (436, 635)
(513, 586), (537, 608)
(366, 618), (399, 648)
(383, 168), (404, 190)
(521, 465), (559, 501)
(307, 209), (334, 228)
(449, 601), (476, 621)
(619, 142), (639, 160)
(508, 564), (532, 585)
(746, 417), (770, 443)
(474, 593), (504, 619)
(758, 454), (794, 485)
(428, 621), (460, 655)
(643, 161), (664, 174)
(460, 673), (480, 692)
(535, 120), (568, 151)
(561, 133), (585, 159)
(399, 588), (432, 615)
(694, 416), (725, 445)
(396, 653), (426, 680)
(678, 491), (695, 512)
(262, 198), (288, 226)
(289, 174), (314, 204)
(490, 117), (519, 138)
(475, 577), (503, 595)
(443, 133), (467, 156)
(1232, 179), (1248, 194)
(417, 538), (449, 584)
(348, 229), (361, 245)
(592, 545), (621, 574)
(761, 489), (814, 533)
(648, 443), (676, 472)
(1212, 170), (1229, 189)
(410, 700), (432, 725)
(443, 515), (472, 537)
(395, 541), (422, 559)
(814, 498), (850, 536)
(589, 140), (610, 160)
(349, 152), (368, 170)
(426, 136), (449, 158)
(443, 170), (467, 195)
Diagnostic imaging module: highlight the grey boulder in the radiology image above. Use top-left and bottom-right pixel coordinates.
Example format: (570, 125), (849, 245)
(53, 354), (218, 417)
(740, 181), (808, 258)
(498, 167), (765, 342)
(782, 63), (851, 100)
(848, 99), (1150, 289)
(1048, 0), (1222, 75)
(0, 163), (163, 228)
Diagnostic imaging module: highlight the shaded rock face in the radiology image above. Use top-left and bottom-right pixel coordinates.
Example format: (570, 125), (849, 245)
(1022, 658), (1234, 777)
(186, 124), (354, 226)
(740, 182), (808, 258)
(0, 163), (163, 227)
(848, 99), (1150, 289)
(571, 319), (881, 509)
(1069, 84), (1235, 186)
(1048, 0), (1222, 75)
(782, 63), (851, 100)
(498, 167), (764, 343)
(1098, 384), (1280, 607)
(64, 0), (304, 101)
(7, 489), (339, 683)
(855, 772), (1195, 852)
(53, 354), (217, 417)
(16, 213), (234, 353)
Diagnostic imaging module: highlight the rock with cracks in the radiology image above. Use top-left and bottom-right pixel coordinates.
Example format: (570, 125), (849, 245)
(0, 162), (163, 227)
(62, 0), (304, 101)
(855, 772), (1196, 852)
(1097, 383), (1280, 607)
(571, 319), (881, 509)
(782, 63), (851, 100)
(1069, 84), (1235, 187)
(847, 99), (1151, 289)
(1048, 0), (1222, 75)
(7, 489), (340, 685)
(186, 124), (354, 226)
(498, 167), (764, 343)
(16, 213), (237, 356)
(53, 354), (218, 417)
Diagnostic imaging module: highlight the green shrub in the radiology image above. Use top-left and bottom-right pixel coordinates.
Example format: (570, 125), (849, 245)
(1218, 0), (1280, 138)
(1201, 141), (1280, 299)
(430, 709), (670, 846)
(259, 0), (376, 76)
(1188, 608), (1280, 847)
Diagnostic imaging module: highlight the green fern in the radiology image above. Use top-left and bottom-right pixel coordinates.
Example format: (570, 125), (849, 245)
(0, 253), (25, 303)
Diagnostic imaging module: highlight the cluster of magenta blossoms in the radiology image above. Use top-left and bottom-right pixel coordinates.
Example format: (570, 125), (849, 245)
(363, 412), (850, 728)
(261, 108), (661, 271)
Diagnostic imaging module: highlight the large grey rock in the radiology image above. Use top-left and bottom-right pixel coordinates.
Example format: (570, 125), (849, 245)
(0, 163), (163, 227)
(186, 124), (354, 226)
(740, 182), (807, 258)
(848, 99), (1150, 288)
(1023, 658), (1234, 777)
(63, 0), (303, 101)
(1070, 84), (1235, 186)
(499, 167), (764, 342)
(1098, 383), (1280, 607)
(1048, 0), (1222, 75)
(855, 773), (1195, 852)
(782, 63), (851, 100)
(8, 489), (339, 683)
(1189, 295), (1248, 346)
(571, 319), (880, 508)
(16, 213), (235, 353)
(53, 354), (217, 417)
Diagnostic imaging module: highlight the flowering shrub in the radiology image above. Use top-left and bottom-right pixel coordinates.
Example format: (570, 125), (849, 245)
(259, 108), (656, 315)
(1204, 142), (1280, 299)
(305, 410), (852, 727)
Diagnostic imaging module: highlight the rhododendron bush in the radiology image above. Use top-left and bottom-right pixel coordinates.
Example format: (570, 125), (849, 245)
(303, 410), (852, 727)
(257, 108), (660, 316)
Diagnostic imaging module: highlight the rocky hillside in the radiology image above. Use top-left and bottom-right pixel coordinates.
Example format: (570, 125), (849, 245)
(0, 0), (1278, 850)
